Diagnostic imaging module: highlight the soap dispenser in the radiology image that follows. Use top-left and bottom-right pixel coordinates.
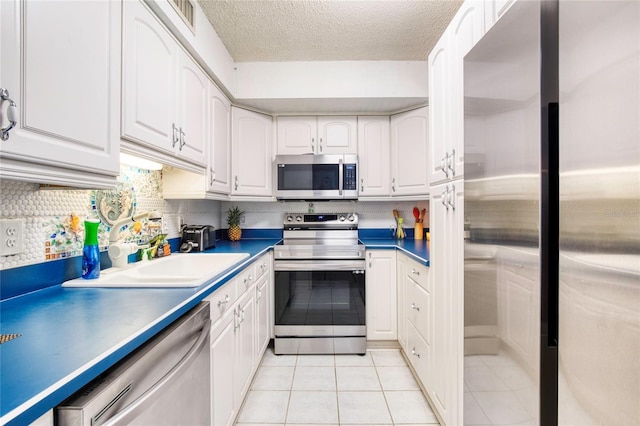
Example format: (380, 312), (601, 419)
(82, 218), (101, 279)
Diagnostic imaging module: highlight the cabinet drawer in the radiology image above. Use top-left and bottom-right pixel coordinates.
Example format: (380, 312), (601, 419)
(408, 282), (431, 345)
(254, 254), (271, 281)
(406, 258), (429, 291)
(406, 321), (430, 385)
(206, 279), (237, 324)
(236, 263), (257, 295)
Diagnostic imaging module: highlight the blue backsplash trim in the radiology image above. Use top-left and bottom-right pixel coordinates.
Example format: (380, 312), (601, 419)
(219, 228), (283, 240)
(359, 228), (416, 239)
(0, 238), (183, 301)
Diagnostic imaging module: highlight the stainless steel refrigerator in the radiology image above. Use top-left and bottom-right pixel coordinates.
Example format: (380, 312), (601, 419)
(463, 1), (639, 424)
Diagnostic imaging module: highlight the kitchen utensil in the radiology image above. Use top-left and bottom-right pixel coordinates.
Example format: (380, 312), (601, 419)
(413, 207), (420, 223)
(397, 217), (405, 239)
(421, 208), (426, 223)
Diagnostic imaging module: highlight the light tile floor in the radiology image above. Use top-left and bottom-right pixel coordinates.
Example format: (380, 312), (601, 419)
(235, 348), (440, 425)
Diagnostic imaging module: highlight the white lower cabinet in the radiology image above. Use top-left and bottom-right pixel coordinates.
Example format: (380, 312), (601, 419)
(366, 250), (397, 340)
(210, 306), (237, 426)
(235, 287), (256, 402)
(398, 252), (432, 387)
(207, 253), (272, 425)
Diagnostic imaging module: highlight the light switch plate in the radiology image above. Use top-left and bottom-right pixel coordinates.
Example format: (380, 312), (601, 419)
(0, 218), (25, 256)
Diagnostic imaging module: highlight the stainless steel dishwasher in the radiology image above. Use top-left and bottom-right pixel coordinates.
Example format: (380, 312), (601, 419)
(56, 302), (211, 425)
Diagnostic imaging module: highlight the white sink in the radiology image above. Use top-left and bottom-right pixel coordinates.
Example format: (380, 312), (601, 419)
(63, 253), (250, 288)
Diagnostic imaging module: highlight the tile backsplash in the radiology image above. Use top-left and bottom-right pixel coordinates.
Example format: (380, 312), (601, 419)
(0, 166), (221, 270)
(1, 165), (429, 271)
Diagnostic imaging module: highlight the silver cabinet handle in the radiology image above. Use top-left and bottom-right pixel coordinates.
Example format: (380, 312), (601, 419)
(172, 123), (179, 147)
(411, 268), (420, 276)
(102, 318), (211, 425)
(234, 175), (239, 191)
(441, 186), (449, 210)
(234, 307), (241, 330)
(244, 274), (253, 287)
(179, 128), (186, 150)
(411, 347), (421, 358)
(360, 178), (364, 192)
(448, 149), (456, 177)
(448, 184), (456, 210)
(441, 154), (449, 178)
(311, 137), (315, 153)
(391, 178), (396, 192)
(0, 88), (17, 141)
(256, 288), (262, 302)
(210, 168), (216, 186)
(411, 303), (420, 311)
(217, 294), (230, 307)
(319, 137), (323, 152)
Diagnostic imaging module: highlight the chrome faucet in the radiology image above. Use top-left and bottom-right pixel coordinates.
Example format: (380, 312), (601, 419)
(108, 211), (162, 268)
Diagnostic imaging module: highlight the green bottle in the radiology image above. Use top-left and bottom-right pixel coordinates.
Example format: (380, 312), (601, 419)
(82, 219), (100, 279)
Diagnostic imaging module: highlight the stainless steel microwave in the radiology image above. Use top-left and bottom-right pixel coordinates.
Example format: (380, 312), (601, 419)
(274, 154), (358, 200)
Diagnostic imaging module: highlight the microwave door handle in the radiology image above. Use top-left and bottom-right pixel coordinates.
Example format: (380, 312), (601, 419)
(338, 158), (343, 196)
(101, 319), (211, 426)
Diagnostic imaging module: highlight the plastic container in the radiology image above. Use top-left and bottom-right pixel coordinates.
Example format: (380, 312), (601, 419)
(82, 218), (101, 279)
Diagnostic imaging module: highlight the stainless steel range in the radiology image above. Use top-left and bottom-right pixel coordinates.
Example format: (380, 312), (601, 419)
(274, 213), (366, 355)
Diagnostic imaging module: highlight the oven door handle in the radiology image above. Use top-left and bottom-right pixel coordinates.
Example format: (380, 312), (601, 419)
(274, 260), (365, 272)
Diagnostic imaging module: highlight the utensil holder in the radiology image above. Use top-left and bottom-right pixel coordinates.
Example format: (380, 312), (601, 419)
(414, 223), (424, 240)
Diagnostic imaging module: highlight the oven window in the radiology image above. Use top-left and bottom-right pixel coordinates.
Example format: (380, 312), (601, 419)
(277, 164), (339, 191)
(274, 270), (365, 326)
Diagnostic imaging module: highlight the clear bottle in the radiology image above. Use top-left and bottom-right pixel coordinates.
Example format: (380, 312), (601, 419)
(82, 218), (101, 279)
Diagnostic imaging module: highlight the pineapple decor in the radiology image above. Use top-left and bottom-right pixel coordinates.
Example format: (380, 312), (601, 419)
(226, 206), (245, 241)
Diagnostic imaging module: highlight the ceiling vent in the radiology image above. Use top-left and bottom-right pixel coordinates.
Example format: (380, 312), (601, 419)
(170, 0), (195, 32)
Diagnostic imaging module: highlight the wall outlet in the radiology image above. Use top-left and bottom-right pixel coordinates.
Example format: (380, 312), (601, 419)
(0, 219), (25, 256)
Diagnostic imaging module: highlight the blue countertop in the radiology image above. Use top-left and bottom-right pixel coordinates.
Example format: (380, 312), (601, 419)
(360, 238), (430, 266)
(0, 237), (428, 424)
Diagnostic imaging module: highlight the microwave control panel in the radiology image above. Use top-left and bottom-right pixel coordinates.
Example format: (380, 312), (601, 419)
(343, 164), (357, 190)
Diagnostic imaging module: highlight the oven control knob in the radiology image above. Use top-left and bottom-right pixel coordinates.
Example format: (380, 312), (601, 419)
(295, 215), (302, 222)
(286, 215), (294, 222)
(339, 215), (346, 222)
(348, 214), (355, 222)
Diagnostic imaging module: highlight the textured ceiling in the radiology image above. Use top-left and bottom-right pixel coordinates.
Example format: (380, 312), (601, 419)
(198, 0), (463, 62)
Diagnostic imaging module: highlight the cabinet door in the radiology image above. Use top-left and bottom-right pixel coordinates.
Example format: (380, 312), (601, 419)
(208, 82), (231, 194)
(391, 107), (430, 195)
(358, 117), (391, 196)
(366, 250), (397, 340)
(429, 183), (450, 419)
(449, 1), (485, 181)
(396, 254), (408, 350)
(235, 289), (256, 406)
(276, 116), (316, 155)
(256, 274), (271, 357)
(175, 48), (208, 167)
(211, 309), (237, 426)
(428, 34), (451, 185)
(317, 116), (357, 154)
(0, 0), (120, 187)
(232, 107), (273, 196)
(122, 0), (176, 154)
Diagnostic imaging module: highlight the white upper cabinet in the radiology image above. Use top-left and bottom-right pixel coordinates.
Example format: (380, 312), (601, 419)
(357, 117), (391, 197)
(390, 107), (430, 196)
(176, 49), (209, 166)
(276, 117), (316, 155)
(317, 116), (357, 154)
(428, 34), (451, 185)
(0, 0), (120, 188)
(122, 0), (207, 171)
(277, 116), (356, 155)
(231, 107), (273, 197)
(208, 82), (231, 195)
(429, 0), (484, 185)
